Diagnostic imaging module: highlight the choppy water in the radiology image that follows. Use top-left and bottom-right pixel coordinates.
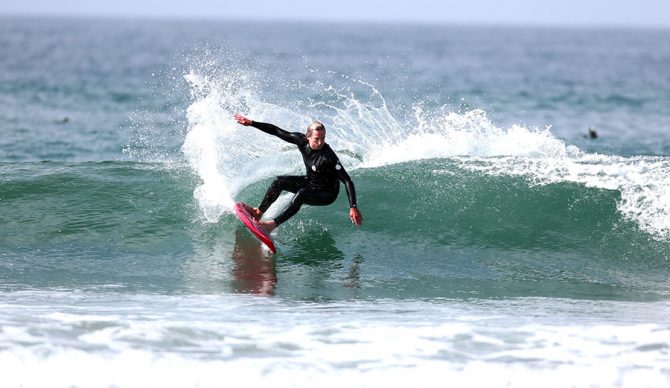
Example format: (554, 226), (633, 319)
(1, 16), (669, 387)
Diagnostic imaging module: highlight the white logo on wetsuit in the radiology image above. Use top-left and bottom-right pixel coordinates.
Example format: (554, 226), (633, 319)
(311, 165), (317, 171)
(335, 163), (342, 170)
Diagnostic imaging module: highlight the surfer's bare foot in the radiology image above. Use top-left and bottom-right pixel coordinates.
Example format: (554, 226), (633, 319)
(240, 202), (263, 220)
(259, 220), (277, 233)
(250, 208), (263, 220)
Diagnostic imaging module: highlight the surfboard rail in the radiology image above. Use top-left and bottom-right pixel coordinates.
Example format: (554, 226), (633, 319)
(234, 202), (277, 253)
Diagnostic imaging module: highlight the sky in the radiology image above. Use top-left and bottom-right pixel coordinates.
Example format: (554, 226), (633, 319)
(3, 0), (670, 28)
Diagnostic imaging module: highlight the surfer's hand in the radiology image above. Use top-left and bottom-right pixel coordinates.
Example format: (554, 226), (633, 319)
(350, 207), (363, 227)
(234, 114), (252, 126)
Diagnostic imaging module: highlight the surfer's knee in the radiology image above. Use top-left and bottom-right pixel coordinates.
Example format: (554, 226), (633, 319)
(292, 189), (309, 207)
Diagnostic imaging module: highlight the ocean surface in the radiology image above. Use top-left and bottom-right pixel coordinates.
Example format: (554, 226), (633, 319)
(1, 16), (670, 387)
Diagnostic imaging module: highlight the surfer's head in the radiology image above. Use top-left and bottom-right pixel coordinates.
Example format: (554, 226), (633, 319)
(306, 121), (326, 150)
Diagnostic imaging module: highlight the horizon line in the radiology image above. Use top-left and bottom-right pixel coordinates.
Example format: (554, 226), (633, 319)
(2, 12), (670, 31)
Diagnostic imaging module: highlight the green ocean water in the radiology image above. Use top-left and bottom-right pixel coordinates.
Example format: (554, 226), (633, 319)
(2, 159), (668, 300)
(1, 16), (670, 387)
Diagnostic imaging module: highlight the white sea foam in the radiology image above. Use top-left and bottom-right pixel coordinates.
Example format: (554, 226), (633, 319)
(1, 292), (669, 388)
(181, 68), (306, 222)
(358, 108), (578, 167)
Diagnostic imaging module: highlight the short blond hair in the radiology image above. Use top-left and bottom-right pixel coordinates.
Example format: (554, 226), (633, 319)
(306, 121), (326, 137)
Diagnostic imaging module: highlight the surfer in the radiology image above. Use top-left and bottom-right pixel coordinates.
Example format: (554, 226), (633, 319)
(587, 126), (598, 139)
(234, 114), (363, 232)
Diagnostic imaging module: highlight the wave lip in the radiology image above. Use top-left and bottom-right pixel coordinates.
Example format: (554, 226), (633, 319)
(360, 109), (577, 168)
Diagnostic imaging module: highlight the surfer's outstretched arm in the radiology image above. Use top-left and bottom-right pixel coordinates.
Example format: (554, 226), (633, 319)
(234, 114), (301, 144)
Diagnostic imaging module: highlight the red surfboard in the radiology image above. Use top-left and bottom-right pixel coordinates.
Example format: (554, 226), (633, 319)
(234, 202), (277, 253)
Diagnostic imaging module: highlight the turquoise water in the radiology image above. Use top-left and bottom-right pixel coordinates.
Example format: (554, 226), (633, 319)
(1, 17), (670, 386)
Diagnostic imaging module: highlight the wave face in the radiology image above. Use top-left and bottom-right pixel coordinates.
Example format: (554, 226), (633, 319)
(2, 157), (669, 299)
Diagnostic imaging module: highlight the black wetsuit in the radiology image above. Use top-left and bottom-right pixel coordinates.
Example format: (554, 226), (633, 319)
(252, 121), (358, 226)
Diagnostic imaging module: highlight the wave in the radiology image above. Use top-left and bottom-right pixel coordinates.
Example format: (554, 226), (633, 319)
(359, 159), (668, 253)
(180, 61), (670, 241)
(2, 160), (669, 298)
(1, 159), (662, 250)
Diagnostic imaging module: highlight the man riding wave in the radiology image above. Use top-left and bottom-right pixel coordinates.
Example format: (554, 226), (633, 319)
(234, 114), (363, 232)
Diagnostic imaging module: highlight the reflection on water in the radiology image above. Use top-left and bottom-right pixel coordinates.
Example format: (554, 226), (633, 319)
(185, 224), (365, 298)
(342, 254), (364, 289)
(231, 229), (276, 295)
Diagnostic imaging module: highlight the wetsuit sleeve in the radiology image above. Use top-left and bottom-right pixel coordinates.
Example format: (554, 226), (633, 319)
(251, 121), (303, 145)
(336, 163), (358, 208)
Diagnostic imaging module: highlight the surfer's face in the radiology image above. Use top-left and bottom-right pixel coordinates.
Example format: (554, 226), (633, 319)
(308, 130), (326, 150)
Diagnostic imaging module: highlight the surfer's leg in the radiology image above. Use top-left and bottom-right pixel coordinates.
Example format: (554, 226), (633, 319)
(258, 176), (307, 214)
(273, 188), (337, 226)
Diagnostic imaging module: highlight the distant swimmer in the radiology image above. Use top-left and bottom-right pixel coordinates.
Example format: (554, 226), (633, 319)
(586, 126), (598, 139)
(234, 114), (363, 233)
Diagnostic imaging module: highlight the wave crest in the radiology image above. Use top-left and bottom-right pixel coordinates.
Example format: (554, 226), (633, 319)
(180, 61), (670, 239)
